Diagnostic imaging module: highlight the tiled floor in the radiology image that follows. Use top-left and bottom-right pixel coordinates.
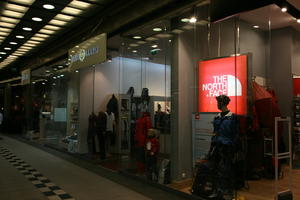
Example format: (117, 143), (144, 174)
(0, 135), (196, 200)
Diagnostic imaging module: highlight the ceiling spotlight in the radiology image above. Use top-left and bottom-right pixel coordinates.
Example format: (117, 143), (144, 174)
(75, 70), (79, 73)
(45, 70), (50, 73)
(253, 25), (260, 29)
(0, 56), (2, 59)
(76, 45), (79, 48)
(0, 52), (6, 55)
(32, 17), (43, 22)
(60, 74), (64, 77)
(153, 27), (162, 32)
(151, 44), (158, 48)
(10, 42), (18, 45)
(43, 4), (55, 9)
(4, 47), (11, 50)
(189, 17), (197, 23)
(132, 50), (137, 53)
(42, 82), (46, 85)
(22, 27), (32, 31)
(53, 77), (57, 79)
(53, 68), (57, 71)
(32, 82), (36, 84)
(53, 83), (56, 86)
(297, 19), (300, 23)
(58, 65), (63, 68)
(281, 7), (287, 12)
(16, 35), (24, 39)
(133, 36), (142, 39)
(181, 18), (190, 23)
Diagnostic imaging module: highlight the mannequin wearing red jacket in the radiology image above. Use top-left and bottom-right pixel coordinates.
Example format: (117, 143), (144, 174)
(134, 112), (152, 173)
(145, 129), (159, 180)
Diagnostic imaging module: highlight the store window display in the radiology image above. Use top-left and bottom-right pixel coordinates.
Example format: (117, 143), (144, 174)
(192, 95), (239, 200)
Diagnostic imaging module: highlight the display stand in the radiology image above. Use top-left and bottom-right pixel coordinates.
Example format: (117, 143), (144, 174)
(191, 112), (216, 167)
(274, 117), (293, 200)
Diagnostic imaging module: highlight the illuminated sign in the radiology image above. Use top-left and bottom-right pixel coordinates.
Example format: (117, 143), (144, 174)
(198, 55), (248, 115)
(68, 33), (106, 71)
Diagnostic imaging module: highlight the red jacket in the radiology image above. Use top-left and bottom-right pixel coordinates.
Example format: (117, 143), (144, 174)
(135, 113), (152, 147)
(145, 137), (159, 155)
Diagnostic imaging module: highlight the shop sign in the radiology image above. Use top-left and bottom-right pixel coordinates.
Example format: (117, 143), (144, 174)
(198, 55), (248, 115)
(68, 33), (106, 70)
(21, 68), (31, 85)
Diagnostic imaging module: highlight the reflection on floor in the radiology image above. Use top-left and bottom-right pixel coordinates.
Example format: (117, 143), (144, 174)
(168, 166), (300, 200)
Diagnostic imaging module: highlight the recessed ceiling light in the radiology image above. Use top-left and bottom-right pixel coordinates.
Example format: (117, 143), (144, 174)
(9, 42), (18, 45)
(22, 27), (32, 31)
(132, 50), (137, 53)
(253, 25), (259, 29)
(54, 68), (57, 71)
(133, 36), (142, 39)
(181, 18), (190, 23)
(46, 70), (50, 73)
(16, 35), (24, 39)
(49, 19), (67, 26)
(32, 17), (42, 22)
(0, 52), (7, 55)
(189, 17), (197, 23)
(4, 47), (11, 50)
(42, 82), (46, 85)
(281, 7), (287, 12)
(75, 70), (79, 73)
(0, 56), (2, 59)
(54, 14), (75, 21)
(39, 29), (55, 34)
(58, 65), (63, 68)
(3, 10), (24, 18)
(76, 45), (79, 48)
(43, 4), (55, 10)
(297, 19), (300, 23)
(0, 21), (15, 28)
(69, 0), (91, 9)
(53, 76), (57, 79)
(153, 27), (162, 32)
(62, 6), (82, 15)
(151, 44), (158, 48)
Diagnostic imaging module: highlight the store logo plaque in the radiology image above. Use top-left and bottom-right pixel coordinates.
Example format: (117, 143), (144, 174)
(68, 33), (106, 71)
(198, 55), (248, 115)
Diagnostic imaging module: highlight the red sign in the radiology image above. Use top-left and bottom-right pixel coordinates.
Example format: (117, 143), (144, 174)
(293, 78), (300, 96)
(198, 55), (248, 115)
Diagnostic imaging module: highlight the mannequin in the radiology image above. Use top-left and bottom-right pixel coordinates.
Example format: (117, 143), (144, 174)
(210, 95), (239, 199)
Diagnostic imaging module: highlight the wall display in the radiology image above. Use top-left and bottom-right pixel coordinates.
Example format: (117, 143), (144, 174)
(198, 55), (248, 115)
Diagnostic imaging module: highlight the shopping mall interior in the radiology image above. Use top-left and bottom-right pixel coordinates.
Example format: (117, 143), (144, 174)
(1, 0), (300, 200)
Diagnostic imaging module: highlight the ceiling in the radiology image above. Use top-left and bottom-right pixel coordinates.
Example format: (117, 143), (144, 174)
(0, 0), (115, 70)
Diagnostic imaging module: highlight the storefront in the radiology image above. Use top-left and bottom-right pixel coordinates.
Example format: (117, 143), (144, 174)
(21, 1), (300, 199)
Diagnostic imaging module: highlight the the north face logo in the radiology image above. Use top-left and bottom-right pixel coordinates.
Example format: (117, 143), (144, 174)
(202, 75), (242, 97)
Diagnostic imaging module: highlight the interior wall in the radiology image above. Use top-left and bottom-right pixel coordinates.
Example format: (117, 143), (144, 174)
(270, 28), (293, 117)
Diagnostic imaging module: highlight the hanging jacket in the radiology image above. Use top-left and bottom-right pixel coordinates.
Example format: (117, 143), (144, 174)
(135, 112), (152, 147)
(212, 111), (239, 146)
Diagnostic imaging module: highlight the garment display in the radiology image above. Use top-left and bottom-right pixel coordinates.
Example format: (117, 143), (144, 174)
(134, 112), (152, 173)
(145, 129), (159, 181)
(105, 111), (115, 132)
(87, 112), (97, 154)
(106, 94), (118, 121)
(95, 112), (107, 160)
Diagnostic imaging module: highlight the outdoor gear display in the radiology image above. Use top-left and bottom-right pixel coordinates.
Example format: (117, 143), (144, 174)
(106, 94), (118, 121)
(87, 112), (97, 154)
(95, 112), (107, 160)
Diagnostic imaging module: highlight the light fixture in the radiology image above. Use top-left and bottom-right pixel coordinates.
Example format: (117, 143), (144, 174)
(281, 7), (287, 12)
(53, 76), (57, 79)
(0, 22), (15, 28)
(32, 17), (43, 22)
(0, 56), (2, 59)
(16, 35), (24, 39)
(43, 4), (55, 10)
(297, 19), (300, 24)
(151, 44), (158, 48)
(22, 27), (32, 31)
(49, 19), (67, 26)
(44, 25), (61, 31)
(0, 27), (12, 33)
(46, 70), (50, 73)
(133, 36), (142, 39)
(4, 47), (11, 50)
(35, 33), (49, 38)
(2, 10), (23, 18)
(75, 70), (79, 73)
(253, 25), (259, 29)
(181, 18), (190, 23)
(0, 16), (19, 24)
(39, 29), (55, 34)
(54, 68), (57, 71)
(31, 37), (45, 41)
(53, 83), (56, 86)
(0, 52), (7, 55)
(54, 14), (75, 21)
(153, 27), (162, 32)
(189, 17), (197, 23)
(62, 6), (82, 15)
(9, 42), (18, 45)
(76, 45), (79, 48)
(58, 65), (63, 68)
(132, 50), (137, 53)
(42, 82), (46, 85)
(60, 74), (64, 77)
(32, 82), (35, 84)
(69, 0), (91, 9)
(27, 40), (40, 44)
